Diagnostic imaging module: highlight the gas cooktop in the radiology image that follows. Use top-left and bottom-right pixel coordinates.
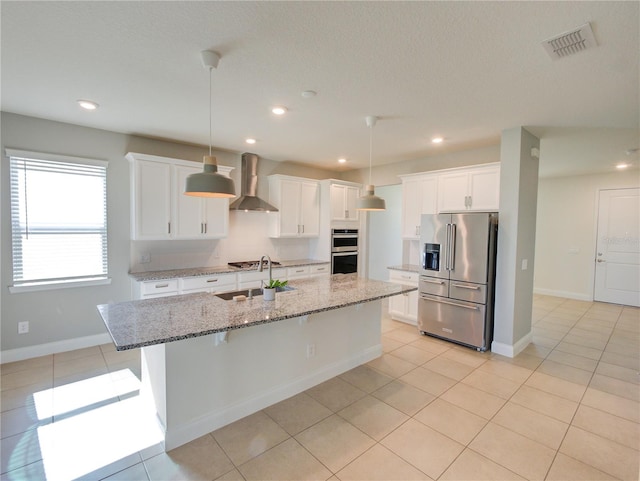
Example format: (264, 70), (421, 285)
(228, 260), (282, 270)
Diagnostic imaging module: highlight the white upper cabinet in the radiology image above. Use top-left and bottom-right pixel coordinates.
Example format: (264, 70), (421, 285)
(173, 165), (229, 239)
(438, 164), (500, 212)
(132, 159), (173, 240)
(128, 152), (233, 240)
(268, 175), (320, 238)
(400, 173), (438, 239)
(330, 183), (360, 223)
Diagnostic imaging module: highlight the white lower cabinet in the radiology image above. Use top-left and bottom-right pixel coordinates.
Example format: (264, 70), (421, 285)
(179, 274), (236, 294)
(388, 270), (419, 325)
(309, 263), (330, 278)
(287, 265), (310, 280)
(135, 279), (180, 299)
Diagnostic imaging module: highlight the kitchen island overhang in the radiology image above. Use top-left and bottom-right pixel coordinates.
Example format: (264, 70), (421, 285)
(97, 274), (416, 450)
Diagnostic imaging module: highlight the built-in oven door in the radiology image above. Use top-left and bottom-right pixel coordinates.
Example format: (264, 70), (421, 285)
(332, 251), (358, 274)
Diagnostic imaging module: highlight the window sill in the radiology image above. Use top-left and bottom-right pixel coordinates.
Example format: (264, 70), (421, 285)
(9, 277), (112, 294)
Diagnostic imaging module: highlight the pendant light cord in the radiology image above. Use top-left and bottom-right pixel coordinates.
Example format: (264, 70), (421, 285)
(368, 124), (373, 185)
(208, 66), (212, 157)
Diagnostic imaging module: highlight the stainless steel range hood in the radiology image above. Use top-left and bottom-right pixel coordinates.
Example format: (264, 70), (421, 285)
(229, 153), (279, 212)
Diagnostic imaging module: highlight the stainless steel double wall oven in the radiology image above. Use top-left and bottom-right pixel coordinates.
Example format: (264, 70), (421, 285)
(331, 229), (358, 274)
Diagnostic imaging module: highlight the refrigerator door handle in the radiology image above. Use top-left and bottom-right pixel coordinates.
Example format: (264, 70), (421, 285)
(445, 223), (451, 270)
(451, 283), (480, 290)
(420, 295), (480, 311)
(450, 223), (456, 271)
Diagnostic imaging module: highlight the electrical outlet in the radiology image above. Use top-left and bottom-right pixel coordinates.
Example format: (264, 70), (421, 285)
(140, 253), (151, 264)
(18, 321), (29, 334)
(306, 343), (316, 358)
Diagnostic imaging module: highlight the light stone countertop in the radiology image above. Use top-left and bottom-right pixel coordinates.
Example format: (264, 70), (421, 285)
(387, 264), (421, 273)
(129, 259), (330, 282)
(98, 274), (416, 351)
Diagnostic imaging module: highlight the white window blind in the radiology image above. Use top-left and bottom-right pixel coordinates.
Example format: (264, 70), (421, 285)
(8, 150), (109, 288)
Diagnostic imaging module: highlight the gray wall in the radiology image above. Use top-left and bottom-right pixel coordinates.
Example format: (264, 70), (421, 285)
(367, 185), (402, 281)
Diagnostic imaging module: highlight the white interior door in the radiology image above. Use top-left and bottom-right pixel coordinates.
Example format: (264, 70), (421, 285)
(594, 188), (640, 307)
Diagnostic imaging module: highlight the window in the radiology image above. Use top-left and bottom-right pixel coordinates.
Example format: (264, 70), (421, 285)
(8, 149), (109, 291)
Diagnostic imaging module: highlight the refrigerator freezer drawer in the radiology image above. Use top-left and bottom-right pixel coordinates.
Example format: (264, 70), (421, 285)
(419, 276), (448, 297)
(418, 294), (488, 350)
(449, 281), (487, 304)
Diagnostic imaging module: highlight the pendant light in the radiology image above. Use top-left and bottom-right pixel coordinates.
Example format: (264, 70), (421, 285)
(356, 115), (386, 211)
(184, 50), (236, 198)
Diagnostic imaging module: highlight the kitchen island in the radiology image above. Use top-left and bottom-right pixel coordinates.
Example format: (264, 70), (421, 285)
(97, 274), (415, 450)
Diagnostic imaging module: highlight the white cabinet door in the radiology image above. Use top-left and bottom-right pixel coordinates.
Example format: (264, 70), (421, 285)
(173, 165), (205, 239)
(173, 165), (229, 239)
(402, 175), (438, 239)
(132, 160), (172, 240)
(438, 165), (500, 212)
(388, 270), (419, 325)
(299, 181), (320, 236)
(468, 167), (500, 211)
(438, 171), (470, 212)
(346, 186), (360, 221)
(330, 184), (360, 222)
(269, 176), (320, 238)
(279, 179), (302, 236)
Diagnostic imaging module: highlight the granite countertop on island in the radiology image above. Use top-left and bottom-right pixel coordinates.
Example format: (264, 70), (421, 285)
(129, 259), (330, 282)
(98, 274), (416, 351)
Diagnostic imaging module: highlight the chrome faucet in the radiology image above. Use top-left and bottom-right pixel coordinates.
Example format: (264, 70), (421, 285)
(259, 255), (272, 286)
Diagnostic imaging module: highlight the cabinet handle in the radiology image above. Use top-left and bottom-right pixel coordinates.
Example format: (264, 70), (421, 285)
(301, 224), (305, 234)
(155, 283), (169, 288)
(200, 223), (204, 234)
(204, 223), (207, 234)
(206, 279), (218, 283)
(168, 222), (171, 234)
(345, 210), (349, 219)
(295, 269), (304, 273)
(401, 275), (411, 280)
(317, 267), (326, 271)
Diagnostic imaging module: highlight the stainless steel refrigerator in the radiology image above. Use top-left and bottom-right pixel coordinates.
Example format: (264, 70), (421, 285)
(418, 212), (498, 351)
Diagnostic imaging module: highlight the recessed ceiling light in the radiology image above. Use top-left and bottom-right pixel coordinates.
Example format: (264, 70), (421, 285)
(616, 163), (629, 170)
(245, 138), (256, 145)
(301, 90), (317, 98)
(271, 106), (287, 115)
(338, 158), (347, 164)
(77, 99), (99, 110)
(431, 136), (444, 144)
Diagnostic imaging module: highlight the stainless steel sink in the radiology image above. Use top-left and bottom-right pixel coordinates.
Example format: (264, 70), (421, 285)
(215, 286), (295, 301)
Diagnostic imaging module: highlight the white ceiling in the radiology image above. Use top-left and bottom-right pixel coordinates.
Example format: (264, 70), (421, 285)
(1, 1), (638, 177)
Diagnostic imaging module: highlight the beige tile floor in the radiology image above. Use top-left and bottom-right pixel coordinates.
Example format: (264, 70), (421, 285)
(1, 296), (638, 480)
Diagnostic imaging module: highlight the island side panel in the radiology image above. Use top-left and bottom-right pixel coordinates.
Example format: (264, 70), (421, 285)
(141, 300), (382, 451)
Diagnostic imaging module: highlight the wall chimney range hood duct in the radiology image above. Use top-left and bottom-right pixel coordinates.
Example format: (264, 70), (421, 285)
(229, 153), (279, 212)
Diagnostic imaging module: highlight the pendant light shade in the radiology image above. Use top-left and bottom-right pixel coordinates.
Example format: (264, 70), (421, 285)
(356, 116), (386, 211)
(185, 50), (236, 198)
(184, 155), (235, 198)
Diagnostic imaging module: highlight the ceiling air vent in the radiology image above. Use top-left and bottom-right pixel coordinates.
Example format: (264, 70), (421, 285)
(542, 22), (597, 60)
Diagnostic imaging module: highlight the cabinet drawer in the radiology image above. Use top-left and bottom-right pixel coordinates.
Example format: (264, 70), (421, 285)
(287, 266), (310, 278)
(309, 264), (330, 275)
(389, 270), (419, 285)
(140, 279), (179, 296)
(180, 275), (236, 291)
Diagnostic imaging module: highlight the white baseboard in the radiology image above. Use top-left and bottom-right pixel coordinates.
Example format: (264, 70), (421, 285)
(533, 287), (592, 302)
(491, 331), (533, 358)
(164, 344), (382, 451)
(0, 333), (113, 364)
